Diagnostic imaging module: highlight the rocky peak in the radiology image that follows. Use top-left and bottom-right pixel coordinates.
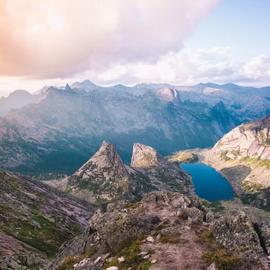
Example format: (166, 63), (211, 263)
(131, 143), (163, 168)
(71, 80), (97, 91)
(156, 87), (180, 102)
(68, 142), (193, 204)
(75, 141), (128, 178)
(68, 141), (138, 204)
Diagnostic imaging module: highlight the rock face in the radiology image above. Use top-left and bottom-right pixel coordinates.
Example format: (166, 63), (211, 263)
(131, 143), (162, 168)
(67, 142), (193, 204)
(213, 115), (270, 160)
(132, 143), (193, 195)
(0, 171), (94, 269)
(50, 191), (269, 270)
(75, 141), (129, 179)
(156, 87), (180, 102)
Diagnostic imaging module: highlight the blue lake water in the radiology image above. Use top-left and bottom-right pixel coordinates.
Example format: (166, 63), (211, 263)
(180, 162), (234, 202)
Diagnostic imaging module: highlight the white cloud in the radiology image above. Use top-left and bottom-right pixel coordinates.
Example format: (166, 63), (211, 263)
(2, 46), (270, 96)
(84, 47), (270, 87)
(243, 55), (270, 80)
(0, 0), (219, 78)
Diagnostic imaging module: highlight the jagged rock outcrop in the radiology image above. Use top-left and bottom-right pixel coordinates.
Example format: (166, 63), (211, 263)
(0, 171), (94, 269)
(50, 191), (268, 270)
(67, 142), (193, 204)
(213, 115), (270, 160)
(131, 143), (163, 168)
(210, 210), (263, 256)
(67, 141), (155, 204)
(74, 141), (129, 179)
(131, 143), (193, 195)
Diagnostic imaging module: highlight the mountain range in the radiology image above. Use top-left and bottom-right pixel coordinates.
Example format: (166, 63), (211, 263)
(1, 81), (270, 176)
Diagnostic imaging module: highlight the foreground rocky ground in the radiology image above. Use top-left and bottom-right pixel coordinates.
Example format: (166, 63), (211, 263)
(50, 191), (270, 270)
(48, 142), (270, 270)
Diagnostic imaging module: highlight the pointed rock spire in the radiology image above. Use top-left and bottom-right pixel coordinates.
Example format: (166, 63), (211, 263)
(67, 141), (133, 204)
(131, 143), (163, 168)
(75, 140), (128, 178)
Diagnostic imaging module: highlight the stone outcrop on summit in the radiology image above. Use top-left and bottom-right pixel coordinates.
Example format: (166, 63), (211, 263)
(67, 141), (193, 204)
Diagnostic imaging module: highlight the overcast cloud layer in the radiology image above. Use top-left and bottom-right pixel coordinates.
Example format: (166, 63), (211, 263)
(0, 0), (219, 78)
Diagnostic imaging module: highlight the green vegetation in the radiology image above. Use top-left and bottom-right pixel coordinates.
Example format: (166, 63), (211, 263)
(220, 151), (231, 161)
(159, 234), (186, 244)
(209, 201), (225, 212)
(0, 200), (74, 258)
(230, 149), (240, 156)
(240, 192), (260, 205)
(242, 180), (264, 192)
(104, 238), (151, 270)
(202, 200), (225, 212)
(168, 151), (198, 163)
(199, 229), (242, 270)
(264, 138), (270, 145)
(0, 210), (71, 257)
(59, 255), (85, 270)
(58, 246), (97, 270)
(200, 230), (215, 245)
(203, 249), (241, 270)
(241, 157), (270, 169)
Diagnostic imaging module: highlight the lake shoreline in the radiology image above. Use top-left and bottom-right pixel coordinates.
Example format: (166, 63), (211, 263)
(180, 162), (234, 202)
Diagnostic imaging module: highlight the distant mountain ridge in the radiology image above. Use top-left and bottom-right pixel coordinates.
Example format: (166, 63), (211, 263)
(1, 81), (270, 175)
(0, 90), (39, 116)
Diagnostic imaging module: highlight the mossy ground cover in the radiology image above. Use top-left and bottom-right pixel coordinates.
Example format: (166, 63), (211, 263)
(58, 246), (97, 270)
(199, 229), (243, 270)
(0, 207), (72, 257)
(104, 238), (151, 270)
(241, 157), (270, 169)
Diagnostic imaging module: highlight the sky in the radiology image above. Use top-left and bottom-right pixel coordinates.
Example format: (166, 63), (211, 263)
(0, 0), (269, 96)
